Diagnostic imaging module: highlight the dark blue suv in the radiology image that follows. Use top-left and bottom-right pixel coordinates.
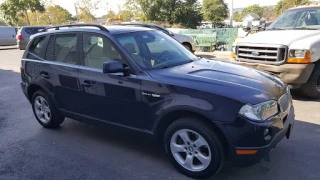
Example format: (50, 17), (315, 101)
(21, 24), (295, 179)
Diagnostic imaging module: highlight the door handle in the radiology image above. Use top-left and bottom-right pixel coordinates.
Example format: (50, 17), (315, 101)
(40, 71), (50, 79)
(82, 80), (94, 87)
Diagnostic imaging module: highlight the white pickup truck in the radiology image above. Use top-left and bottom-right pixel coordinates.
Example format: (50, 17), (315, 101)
(232, 4), (320, 98)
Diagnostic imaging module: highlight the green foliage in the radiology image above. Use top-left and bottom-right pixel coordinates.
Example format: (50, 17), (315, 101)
(119, 10), (134, 21)
(241, 4), (264, 18)
(124, 0), (202, 28)
(76, 0), (100, 23)
(233, 12), (242, 22)
(202, 0), (228, 27)
(0, 0), (45, 26)
(275, 0), (310, 15)
(101, 10), (117, 19)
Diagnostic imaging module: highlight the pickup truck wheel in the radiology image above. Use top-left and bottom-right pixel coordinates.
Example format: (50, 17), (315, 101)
(182, 43), (192, 52)
(164, 117), (225, 179)
(300, 64), (320, 99)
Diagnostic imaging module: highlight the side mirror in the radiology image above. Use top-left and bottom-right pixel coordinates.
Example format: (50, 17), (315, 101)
(243, 26), (251, 32)
(103, 61), (129, 74)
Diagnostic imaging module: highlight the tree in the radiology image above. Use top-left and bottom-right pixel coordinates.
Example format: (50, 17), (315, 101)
(202, 0), (228, 28)
(118, 10), (134, 21)
(263, 6), (277, 21)
(241, 4), (264, 18)
(101, 10), (117, 19)
(173, 0), (202, 28)
(275, 0), (309, 15)
(233, 12), (242, 22)
(75, 0), (101, 23)
(0, 0), (45, 26)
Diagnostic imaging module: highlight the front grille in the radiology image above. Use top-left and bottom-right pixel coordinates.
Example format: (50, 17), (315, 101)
(236, 44), (287, 64)
(278, 93), (290, 113)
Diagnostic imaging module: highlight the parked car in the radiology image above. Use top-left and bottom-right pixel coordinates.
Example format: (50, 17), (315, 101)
(232, 4), (320, 99)
(17, 26), (47, 50)
(119, 22), (196, 52)
(21, 24), (295, 179)
(0, 26), (17, 46)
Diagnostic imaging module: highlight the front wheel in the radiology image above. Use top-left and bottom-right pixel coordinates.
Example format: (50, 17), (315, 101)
(164, 117), (225, 179)
(300, 64), (320, 99)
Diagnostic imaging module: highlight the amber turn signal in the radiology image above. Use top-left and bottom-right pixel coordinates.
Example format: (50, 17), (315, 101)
(236, 150), (258, 155)
(287, 50), (311, 63)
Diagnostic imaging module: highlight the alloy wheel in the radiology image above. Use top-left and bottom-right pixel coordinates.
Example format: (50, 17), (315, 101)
(34, 96), (51, 123)
(170, 129), (212, 172)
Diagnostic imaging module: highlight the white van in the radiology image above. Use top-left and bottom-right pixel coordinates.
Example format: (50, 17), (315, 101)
(0, 27), (17, 46)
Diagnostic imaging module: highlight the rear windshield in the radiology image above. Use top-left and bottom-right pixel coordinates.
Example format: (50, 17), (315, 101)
(25, 27), (46, 35)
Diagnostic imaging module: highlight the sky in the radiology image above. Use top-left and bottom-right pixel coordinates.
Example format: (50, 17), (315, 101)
(0, 0), (281, 17)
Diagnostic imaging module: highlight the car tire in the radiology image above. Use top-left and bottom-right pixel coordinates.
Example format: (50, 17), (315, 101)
(32, 90), (64, 128)
(183, 43), (192, 52)
(300, 63), (320, 99)
(164, 117), (225, 179)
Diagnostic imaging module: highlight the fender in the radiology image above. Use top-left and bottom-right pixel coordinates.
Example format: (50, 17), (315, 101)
(151, 105), (234, 144)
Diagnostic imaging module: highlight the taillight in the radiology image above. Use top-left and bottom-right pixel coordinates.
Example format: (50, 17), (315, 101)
(17, 34), (23, 40)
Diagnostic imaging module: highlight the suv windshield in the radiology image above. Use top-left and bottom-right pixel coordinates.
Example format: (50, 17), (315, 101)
(269, 7), (320, 30)
(115, 30), (197, 69)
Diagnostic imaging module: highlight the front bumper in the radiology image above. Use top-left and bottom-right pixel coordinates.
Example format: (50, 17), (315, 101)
(227, 105), (295, 166)
(230, 59), (314, 85)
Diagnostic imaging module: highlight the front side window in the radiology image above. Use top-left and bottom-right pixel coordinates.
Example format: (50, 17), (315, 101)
(44, 34), (78, 64)
(28, 36), (46, 58)
(115, 30), (197, 69)
(269, 7), (320, 29)
(82, 33), (123, 69)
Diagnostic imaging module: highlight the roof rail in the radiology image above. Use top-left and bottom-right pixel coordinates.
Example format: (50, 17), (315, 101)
(42, 24), (109, 32)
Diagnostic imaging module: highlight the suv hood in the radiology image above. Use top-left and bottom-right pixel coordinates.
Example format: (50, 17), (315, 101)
(148, 59), (286, 104)
(239, 30), (320, 46)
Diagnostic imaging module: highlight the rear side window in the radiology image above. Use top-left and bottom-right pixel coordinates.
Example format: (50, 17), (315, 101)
(44, 34), (78, 64)
(27, 36), (47, 59)
(25, 27), (45, 35)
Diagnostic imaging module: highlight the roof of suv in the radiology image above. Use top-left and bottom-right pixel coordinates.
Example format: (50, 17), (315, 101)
(33, 25), (153, 38)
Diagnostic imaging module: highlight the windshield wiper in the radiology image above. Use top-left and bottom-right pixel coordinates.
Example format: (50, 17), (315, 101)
(267, 28), (287, 30)
(290, 27), (319, 30)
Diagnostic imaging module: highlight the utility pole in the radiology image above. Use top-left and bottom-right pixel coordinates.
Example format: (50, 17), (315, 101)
(230, 0), (233, 27)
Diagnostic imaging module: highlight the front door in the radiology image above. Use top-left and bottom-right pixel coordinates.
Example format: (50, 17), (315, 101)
(77, 33), (145, 129)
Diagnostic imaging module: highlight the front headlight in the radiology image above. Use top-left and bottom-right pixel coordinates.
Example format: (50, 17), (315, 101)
(239, 100), (279, 122)
(288, 49), (311, 63)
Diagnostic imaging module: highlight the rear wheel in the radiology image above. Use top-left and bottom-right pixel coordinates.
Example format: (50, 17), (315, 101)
(32, 90), (64, 128)
(300, 64), (320, 99)
(164, 117), (225, 179)
(183, 43), (192, 52)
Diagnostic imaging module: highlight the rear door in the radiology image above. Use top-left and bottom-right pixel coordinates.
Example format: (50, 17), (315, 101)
(40, 33), (83, 113)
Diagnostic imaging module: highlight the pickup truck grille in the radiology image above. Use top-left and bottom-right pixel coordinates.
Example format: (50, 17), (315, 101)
(236, 44), (287, 64)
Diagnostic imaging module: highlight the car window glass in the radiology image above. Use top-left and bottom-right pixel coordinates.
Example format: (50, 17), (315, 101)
(83, 33), (123, 69)
(147, 36), (179, 53)
(52, 34), (78, 64)
(25, 27), (45, 35)
(28, 36), (46, 58)
(45, 35), (55, 61)
(117, 36), (149, 68)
